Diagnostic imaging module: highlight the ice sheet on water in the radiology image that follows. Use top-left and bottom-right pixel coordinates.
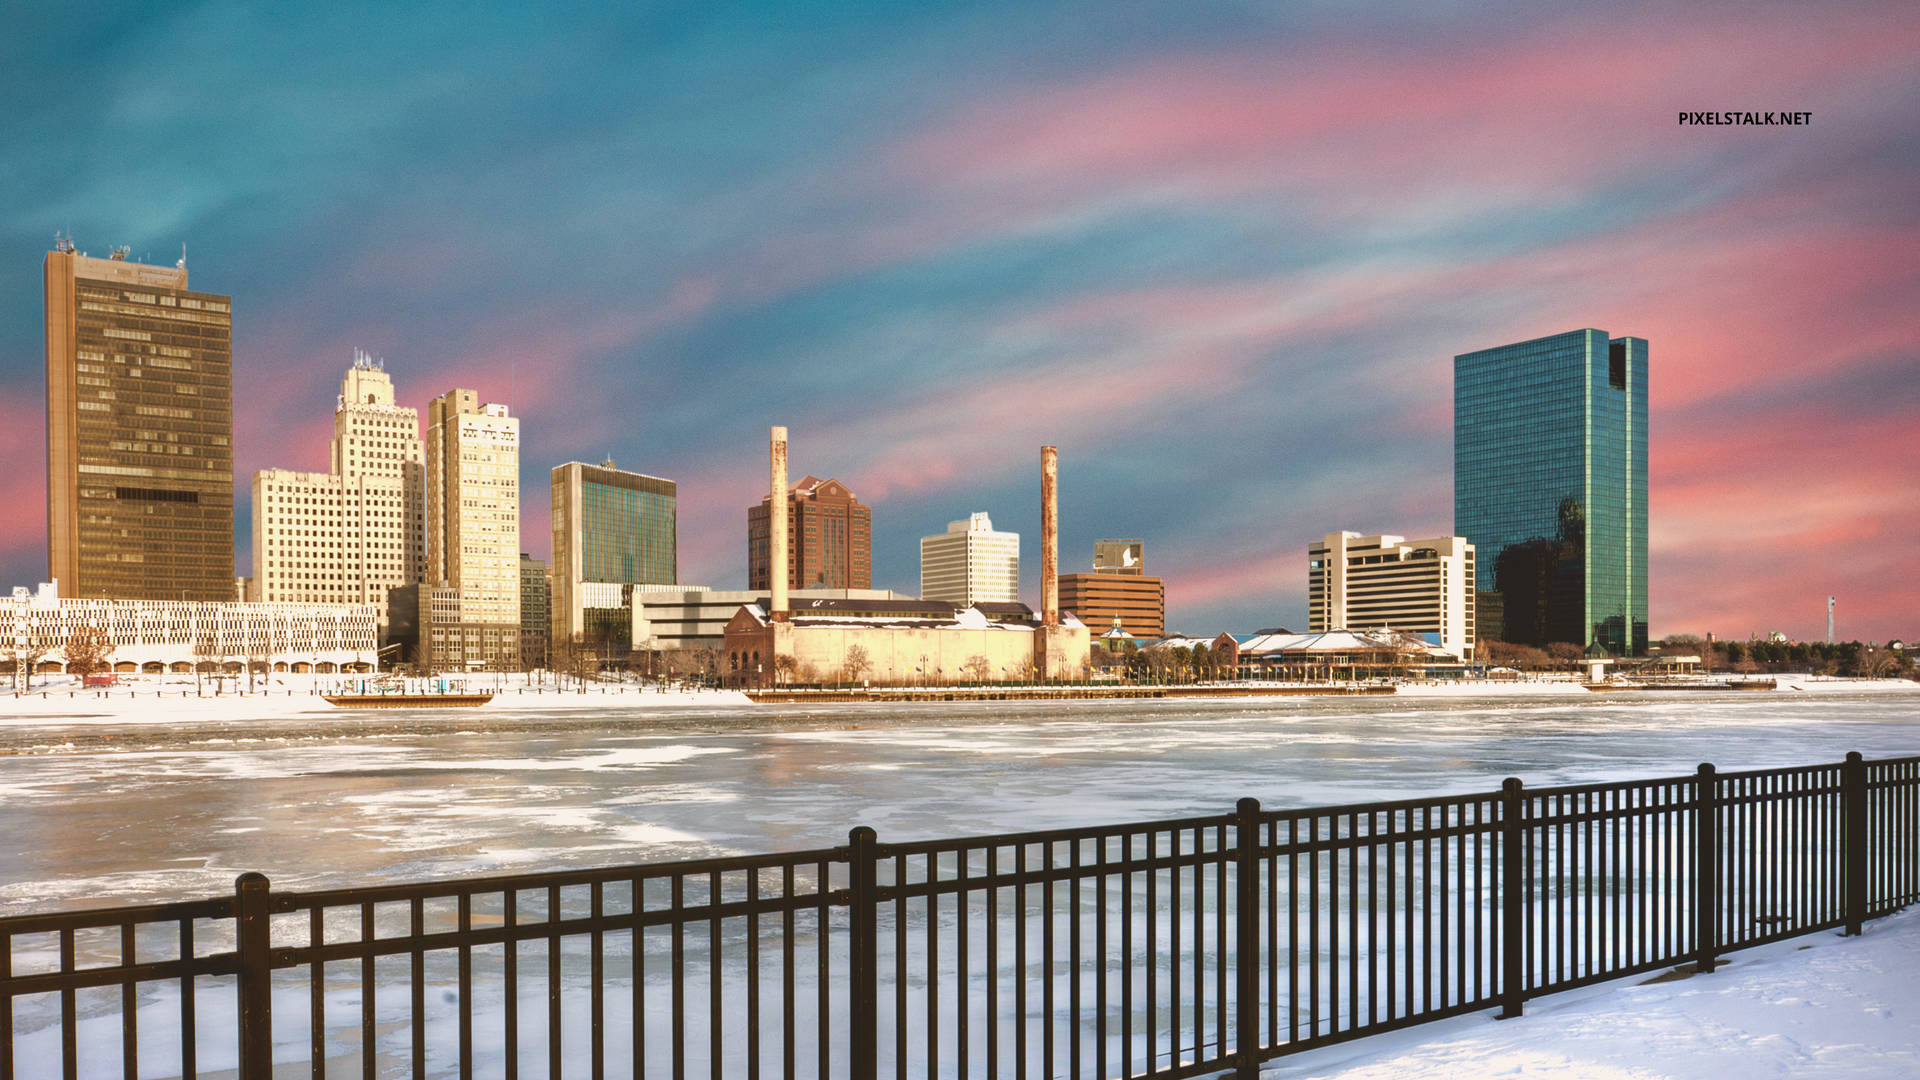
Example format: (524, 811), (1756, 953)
(2, 693), (1916, 915)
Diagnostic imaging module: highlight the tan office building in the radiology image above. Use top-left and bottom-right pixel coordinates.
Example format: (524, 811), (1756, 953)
(250, 352), (425, 626)
(1308, 531), (1475, 660)
(423, 389), (520, 668)
(45, 242), (233, 599)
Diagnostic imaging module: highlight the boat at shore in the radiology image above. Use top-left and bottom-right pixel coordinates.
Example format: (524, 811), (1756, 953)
(322, 692), (495, 709)
(1583, 679), (1778, 692)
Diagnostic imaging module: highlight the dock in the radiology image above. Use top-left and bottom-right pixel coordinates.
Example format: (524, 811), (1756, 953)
(744, 684), (1396, 703)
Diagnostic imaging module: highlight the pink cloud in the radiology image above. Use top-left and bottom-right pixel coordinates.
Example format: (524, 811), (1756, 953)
(891, 7), (1919, 211)
(0, 392), (48, 569)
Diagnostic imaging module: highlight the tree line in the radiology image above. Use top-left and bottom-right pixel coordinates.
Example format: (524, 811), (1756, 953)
(1659, 635), (1912, 678)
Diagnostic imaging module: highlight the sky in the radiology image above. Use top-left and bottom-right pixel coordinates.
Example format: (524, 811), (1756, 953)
(2, 0), (1916, 643)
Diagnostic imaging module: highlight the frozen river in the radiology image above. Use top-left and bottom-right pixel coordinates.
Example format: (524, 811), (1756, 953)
(3, 690), (1917, 915)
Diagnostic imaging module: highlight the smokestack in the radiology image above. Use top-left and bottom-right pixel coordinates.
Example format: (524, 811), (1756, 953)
(1041, 445), (1058, 626)
(771, 426), (789, 620)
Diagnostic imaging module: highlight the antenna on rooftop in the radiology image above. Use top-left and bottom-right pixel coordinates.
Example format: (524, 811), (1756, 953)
(54, 231), (74, 253)
(177, 243), (187, 270)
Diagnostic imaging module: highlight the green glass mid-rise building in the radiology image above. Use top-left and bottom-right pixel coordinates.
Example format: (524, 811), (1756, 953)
(551, 460), (677, 655)
(1454, 329), (1647, 655)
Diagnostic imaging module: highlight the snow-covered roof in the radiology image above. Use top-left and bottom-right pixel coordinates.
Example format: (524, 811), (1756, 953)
(1141, 635), (1218, 651)
(1235, 628), (1452, 657)
(732, 599), (1064, 634)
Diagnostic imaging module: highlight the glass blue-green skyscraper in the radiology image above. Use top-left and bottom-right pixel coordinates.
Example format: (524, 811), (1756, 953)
(1454, 329), (1647, 655)
(551, 460), (677, 653)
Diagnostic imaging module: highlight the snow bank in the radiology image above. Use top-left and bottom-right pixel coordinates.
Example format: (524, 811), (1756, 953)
(0, 674), (751, 722)
(1276, 906), (1920, 1079)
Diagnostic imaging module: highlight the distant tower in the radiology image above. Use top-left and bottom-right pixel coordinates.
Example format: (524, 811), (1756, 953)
(1827, 596), (1835, 644)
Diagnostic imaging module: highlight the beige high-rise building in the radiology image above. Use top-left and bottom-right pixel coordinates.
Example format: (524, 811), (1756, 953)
(423, 388), (520, 669)
(250, 352), (425, 626)
(919, 512), (1019, 606)
(45, 241), (233, 600)
(1308, 531), (1476, 660)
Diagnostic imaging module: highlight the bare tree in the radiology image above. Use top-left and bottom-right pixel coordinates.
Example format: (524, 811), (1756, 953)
(3, 642), (50, 691)
(550, 634), (587, 688)
(843, 644), (873, 684)
(193, 633), (218, 692)
(773, 653), (799, 686)
(63, 625), (115, 681)
(1544, 642), (1587, 667)
(960, 655), (992, 682)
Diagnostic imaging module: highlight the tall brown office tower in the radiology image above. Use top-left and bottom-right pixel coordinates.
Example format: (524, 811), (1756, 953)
(747, 476), (871, 590)
(45, 241), (233, 600)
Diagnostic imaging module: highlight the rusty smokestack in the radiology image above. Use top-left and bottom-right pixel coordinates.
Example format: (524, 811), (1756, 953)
(1041, 445), (1058, 626)
(770, 425), (789, 620)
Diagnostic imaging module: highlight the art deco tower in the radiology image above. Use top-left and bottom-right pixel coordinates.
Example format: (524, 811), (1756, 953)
(45, 241), (233, 600)
(251, 351), (425, 625)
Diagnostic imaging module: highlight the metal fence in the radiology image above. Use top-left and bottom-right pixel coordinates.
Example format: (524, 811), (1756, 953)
(3, 751), (1915, 1079)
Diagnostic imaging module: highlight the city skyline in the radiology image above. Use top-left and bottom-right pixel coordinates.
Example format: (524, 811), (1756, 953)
(3, 2), (1917, 641)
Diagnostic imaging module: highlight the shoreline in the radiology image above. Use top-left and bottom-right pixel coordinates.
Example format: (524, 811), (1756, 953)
(2, 673), (1912, 723)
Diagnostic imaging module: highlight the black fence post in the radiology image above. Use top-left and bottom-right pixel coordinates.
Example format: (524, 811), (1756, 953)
(234, 872), (273, 1079)
(1694, 763), (1718, 974)
(1843, 751), (1867, 935)
(1497, 778), (1525, 1020)
(1234, 797), (1261, 1079)
(847, 826), (879, 1080)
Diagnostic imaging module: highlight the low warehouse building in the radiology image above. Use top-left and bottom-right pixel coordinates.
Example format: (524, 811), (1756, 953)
(723, 598), (1089, 685)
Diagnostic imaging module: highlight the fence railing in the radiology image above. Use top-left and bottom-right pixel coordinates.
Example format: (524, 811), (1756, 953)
(3, 752), (1915, 1079)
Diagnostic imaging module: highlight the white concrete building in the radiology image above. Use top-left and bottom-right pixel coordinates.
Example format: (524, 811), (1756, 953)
(919, 512), (1020, 606)
(8, 581), (377, 681)
(251, 353), (425, 627)
(1308, 532), (1476, 660)
(424, 388), (520, 668)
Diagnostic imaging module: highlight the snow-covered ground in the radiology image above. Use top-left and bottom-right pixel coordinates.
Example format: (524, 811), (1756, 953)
(1276, 906), (1920, 1079)
(0, 671), (750, 719)
(1392, 675), (1919, 697)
